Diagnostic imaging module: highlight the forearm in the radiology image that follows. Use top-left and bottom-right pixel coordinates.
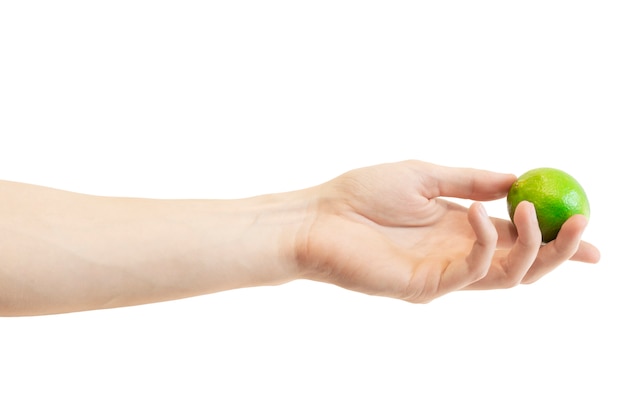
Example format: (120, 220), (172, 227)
(0, 180), (309, 316)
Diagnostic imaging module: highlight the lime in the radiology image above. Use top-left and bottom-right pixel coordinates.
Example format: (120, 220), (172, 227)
(507, 167), (590, 243)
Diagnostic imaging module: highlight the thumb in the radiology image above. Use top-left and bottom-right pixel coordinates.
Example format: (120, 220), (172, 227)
(418, 162), (516, 201)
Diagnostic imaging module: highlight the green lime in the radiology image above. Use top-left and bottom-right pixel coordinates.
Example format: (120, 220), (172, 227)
(507, 167), (590, 243)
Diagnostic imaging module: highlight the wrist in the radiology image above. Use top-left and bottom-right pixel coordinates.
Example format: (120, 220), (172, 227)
(213, 187), (318, 289)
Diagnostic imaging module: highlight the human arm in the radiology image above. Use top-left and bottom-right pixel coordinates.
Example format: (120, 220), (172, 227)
(0, 180), (307, 316)
(0, 160), (600, 316)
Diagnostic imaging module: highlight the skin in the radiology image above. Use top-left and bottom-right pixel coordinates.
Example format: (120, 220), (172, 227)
(0, 160), (600, 316)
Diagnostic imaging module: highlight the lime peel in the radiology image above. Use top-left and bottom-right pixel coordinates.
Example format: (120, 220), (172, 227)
(507, 168), (590, 243)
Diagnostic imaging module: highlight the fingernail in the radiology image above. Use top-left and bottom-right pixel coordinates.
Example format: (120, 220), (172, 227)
(476, 202), (487, 217)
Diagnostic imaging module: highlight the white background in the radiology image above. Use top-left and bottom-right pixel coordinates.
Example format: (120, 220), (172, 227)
(1, 1), (624, 416)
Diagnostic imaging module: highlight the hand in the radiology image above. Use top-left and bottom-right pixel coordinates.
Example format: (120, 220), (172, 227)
(295, 160), (600, 302)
